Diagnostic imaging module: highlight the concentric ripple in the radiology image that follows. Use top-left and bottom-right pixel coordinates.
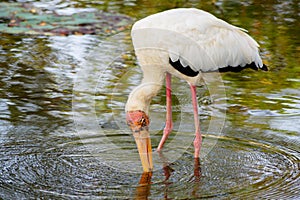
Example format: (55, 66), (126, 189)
(196, 135), (300, 199)
(2, 131), (299, 199)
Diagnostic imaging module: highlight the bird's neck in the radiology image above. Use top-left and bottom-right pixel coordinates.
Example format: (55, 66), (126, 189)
(125, 82), (163, 115)
(126, 49), (166, 114)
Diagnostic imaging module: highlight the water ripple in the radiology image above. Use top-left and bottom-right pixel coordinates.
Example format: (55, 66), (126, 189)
(2, 132), (299, 199)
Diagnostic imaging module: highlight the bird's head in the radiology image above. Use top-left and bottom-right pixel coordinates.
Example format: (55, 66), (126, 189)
(126, 110), (150, 132)
(126, 110), (153, 172)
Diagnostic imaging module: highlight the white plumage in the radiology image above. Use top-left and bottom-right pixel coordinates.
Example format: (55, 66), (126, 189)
(126, 8), (267, 172)
(131, 8), (264, 72)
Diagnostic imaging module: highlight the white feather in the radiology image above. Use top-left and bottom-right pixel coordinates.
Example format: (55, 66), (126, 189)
(131, 8), (264, 72)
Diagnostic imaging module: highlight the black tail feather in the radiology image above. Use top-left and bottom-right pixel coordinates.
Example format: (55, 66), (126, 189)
(218, 62), (268, 73)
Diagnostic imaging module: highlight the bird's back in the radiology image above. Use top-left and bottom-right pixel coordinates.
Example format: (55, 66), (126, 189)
(131, 8), (267, 73)
(132, 8), (221, 31)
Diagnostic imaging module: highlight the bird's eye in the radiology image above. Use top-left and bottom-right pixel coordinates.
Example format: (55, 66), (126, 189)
(139, 118), (145, 125)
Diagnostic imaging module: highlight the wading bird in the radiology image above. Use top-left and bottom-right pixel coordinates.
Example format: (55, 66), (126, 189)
(125, 8), (267, 172)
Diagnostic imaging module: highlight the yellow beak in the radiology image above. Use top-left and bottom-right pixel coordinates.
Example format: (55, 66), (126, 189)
(133, 130), (153, 172)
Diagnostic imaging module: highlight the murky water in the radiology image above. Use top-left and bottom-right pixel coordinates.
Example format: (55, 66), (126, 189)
(1, 0), (299, 199)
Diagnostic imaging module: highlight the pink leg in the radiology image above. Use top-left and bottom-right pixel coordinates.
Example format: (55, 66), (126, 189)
(190, 85), (202, 158)
(157, 72), (173, 151)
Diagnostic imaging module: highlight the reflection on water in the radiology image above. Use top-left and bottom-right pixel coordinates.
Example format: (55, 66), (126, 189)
(0, 0), (299, 199)
(135, 172), (152, 199)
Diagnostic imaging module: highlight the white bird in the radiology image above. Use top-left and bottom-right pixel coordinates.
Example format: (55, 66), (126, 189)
(125, 8), (267, 172)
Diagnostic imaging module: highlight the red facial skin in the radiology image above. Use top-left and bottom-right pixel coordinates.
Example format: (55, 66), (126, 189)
(126, 110), (150, 132)
(127, 110), (153, 172)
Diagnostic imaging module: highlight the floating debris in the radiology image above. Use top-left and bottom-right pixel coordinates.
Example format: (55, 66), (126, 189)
(0, 2), (132, 36)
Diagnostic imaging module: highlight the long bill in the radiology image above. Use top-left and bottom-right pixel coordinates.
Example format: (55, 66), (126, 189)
(133, 130), (153, 172)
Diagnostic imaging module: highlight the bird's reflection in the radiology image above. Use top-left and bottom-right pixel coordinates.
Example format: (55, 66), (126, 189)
(135, 153), (202, 199)
(193, 158), (201, 183)
(135, 172), (152, 199)
(157, 151), (174, 182)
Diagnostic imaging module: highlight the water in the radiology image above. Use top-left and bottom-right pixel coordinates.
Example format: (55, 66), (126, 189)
(1, 0), (299, 199)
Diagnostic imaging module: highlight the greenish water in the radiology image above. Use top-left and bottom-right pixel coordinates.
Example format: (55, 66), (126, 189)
(0, 0), (299, 199)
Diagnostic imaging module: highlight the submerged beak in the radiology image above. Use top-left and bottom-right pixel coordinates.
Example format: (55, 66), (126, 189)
(133, 130), (153, 172)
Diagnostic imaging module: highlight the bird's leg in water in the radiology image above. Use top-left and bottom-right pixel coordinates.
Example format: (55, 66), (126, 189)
(190, 85), (202, 158)
(157, 72), (173, 151)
